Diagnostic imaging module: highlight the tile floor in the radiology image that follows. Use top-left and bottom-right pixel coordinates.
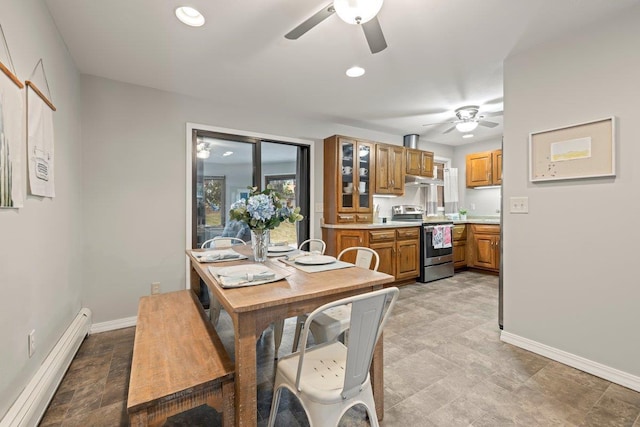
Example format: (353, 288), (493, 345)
(39, 271), (640, 426)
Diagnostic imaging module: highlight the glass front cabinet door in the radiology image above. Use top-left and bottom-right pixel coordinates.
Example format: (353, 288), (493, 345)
(324, 135), (375, 224)
(337, 137), (373, 218)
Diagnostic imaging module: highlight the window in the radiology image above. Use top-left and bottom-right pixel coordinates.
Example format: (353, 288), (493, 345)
(265, 174), (297, 244)
(190, 129), (311, 249)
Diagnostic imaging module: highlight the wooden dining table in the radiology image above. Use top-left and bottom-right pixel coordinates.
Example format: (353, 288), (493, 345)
(186, 245), (395, 427)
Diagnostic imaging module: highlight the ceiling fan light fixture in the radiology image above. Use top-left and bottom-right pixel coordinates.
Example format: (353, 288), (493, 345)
(175, 6), (205, 27)
(456, 121), (479, 133)
(346, 66), (365, 77)
(196, 149), (210, 159)
(333, 0), (383, 25)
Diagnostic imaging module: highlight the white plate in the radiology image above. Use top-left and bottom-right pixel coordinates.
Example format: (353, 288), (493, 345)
(216, 264), (272, 278)
(268, 246), (294, 253)
(295, 255), (337, 265)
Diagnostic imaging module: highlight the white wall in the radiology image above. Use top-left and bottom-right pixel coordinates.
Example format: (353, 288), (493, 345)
(502, 6), (640, 379)
(0, 0), (82, 417)
(80, 75), (405, 323)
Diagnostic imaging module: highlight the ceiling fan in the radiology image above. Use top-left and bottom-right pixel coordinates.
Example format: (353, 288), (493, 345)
(285, 0), (387, 54)
(422, 105), (503, 134)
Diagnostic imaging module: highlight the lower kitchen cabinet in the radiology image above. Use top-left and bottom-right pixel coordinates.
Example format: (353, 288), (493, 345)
(368, 229), (396, 277)
(395, 230), (420, 280)
(468, 224), (500, 272)
(452, 224), (467, 270)
(322, 226), (420, 283)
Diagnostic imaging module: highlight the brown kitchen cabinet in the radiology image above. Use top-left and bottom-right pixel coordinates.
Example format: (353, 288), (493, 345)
(468, 224), (500, 272)
(395, 228), (420, 280)
(405, 148), (434, 178)
(322, 226), (420, 283)
(374, 143), (404, 195)
(466, 149), (502, 187)
(452, 224), (467, 270)
(324, 135), (375, 224)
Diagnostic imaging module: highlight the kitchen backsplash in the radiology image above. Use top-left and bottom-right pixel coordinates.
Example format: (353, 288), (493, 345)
(373, 185), (501, 220)
(373, 186), (425, 220)
(462, 187), (501, 217)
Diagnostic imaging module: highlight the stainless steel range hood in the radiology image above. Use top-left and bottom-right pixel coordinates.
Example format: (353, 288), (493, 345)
(403, 134), (444, 186)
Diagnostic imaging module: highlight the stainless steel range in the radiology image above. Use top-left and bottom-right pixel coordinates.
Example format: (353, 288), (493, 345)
(391, 205), (454, 283)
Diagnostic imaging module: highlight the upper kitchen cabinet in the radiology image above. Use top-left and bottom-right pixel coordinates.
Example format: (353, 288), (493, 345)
(405, 148), (434, 178)
(374, 143), (404, 195)
(324, 135), (375, 224)
(466, 149), (502, 187)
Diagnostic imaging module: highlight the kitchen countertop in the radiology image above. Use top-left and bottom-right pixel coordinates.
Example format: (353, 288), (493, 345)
(454, 218), (501, 225)
(322, 218), (501, 229)
(321, 221), (421, 229)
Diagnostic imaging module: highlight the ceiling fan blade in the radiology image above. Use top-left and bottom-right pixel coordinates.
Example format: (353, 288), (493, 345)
(362, 17), (387, 54)
(478, 120), (499, 128)
(442, 125), (457, 134)
(482, 111), (503, 118)
(285, 3), (335, 40)
(422, 119), (456, 127)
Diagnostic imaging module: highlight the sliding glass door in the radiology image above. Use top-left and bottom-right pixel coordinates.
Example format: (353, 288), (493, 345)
(191, 130), (310, 249)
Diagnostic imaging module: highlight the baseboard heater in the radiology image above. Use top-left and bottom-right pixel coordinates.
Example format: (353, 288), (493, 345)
(0, 308), (92, 427)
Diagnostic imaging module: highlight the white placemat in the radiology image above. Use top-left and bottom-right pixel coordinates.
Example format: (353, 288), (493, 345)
(208, 264), (288, 288)
(279, 257), (355, 273)
(190, 249), (248, 263)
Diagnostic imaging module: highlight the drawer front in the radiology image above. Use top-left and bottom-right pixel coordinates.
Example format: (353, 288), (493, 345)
(471, 224), (500, 234)
(369, 230), (395, 242)
(452, 224), (467, 240)
(356, 214), (372, 223)
(337, 214), (355, 223)
(396, 227), (420, 240)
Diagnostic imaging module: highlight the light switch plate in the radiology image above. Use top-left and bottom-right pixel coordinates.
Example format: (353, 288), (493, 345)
(510, 197), (529, 214)
(314, 203), (324, 213)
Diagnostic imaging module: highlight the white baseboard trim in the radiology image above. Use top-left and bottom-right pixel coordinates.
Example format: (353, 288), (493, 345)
(0, 308), (92, 427)
(90, 316), (136, 334)
(501, 331), (640, 392)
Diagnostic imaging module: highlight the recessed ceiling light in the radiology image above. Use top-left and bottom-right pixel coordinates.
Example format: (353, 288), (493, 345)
(175, 6), (205, 27)
(346, 66), (365, 77)
(462, 134), (474, 139)
(223, 151), (233, 157)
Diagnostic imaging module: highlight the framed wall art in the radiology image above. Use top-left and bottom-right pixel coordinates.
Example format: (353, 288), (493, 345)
(529, 117), (615, 182)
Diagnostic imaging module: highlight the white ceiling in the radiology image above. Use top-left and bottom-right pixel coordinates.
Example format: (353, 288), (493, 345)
(45, 0), (640, 146)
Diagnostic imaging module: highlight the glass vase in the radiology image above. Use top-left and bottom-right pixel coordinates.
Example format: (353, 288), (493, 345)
(251, 229), (270, 262)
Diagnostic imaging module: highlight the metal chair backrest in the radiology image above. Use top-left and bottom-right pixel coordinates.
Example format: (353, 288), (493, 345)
(201, 237), (247, 249)
(295, 287), (399, 399)
(337, 246), (380, 271)
(298, 239), (326, 254)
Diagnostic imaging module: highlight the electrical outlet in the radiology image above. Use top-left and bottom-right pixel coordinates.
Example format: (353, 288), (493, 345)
(28, 330), (36, 358)
(151, 282), (161, 295)
(510, 197), (529, 214)
(470, 203), (476, 210)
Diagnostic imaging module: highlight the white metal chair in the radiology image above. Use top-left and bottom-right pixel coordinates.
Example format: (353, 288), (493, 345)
(273, 239), (327, 359)
(201, 236), (246, 249)
(291, 247), (380, 352)
(267, 287), (399, 427)
(201, 237), (246, 325)
(298, 238), (326, 254)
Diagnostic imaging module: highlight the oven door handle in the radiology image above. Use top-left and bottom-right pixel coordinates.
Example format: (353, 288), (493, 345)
(423, 225), (453, 232)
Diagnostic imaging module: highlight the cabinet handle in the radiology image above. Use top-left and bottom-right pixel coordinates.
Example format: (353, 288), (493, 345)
(359, 238), (363, 244)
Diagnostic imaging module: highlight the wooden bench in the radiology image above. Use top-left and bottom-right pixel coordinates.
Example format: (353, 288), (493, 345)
(127, 290), (235, 426)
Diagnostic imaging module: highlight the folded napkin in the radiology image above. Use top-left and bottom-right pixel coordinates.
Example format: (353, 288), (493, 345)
(208, 265), (281, 288)
(193, 249), (247, 263)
